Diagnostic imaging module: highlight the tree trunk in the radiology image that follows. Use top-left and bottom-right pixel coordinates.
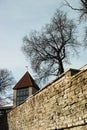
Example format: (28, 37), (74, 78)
(59, 60), (64, 74)
(57, 55), (64, 75)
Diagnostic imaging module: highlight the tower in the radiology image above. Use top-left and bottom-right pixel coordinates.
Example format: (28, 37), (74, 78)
(13, 71), (40, 106)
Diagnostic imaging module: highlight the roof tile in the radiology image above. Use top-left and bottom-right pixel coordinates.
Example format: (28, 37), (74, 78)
(13, 71), (39, 90)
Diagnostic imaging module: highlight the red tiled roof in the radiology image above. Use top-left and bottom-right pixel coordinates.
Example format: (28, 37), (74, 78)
(13, 71), (39, 90)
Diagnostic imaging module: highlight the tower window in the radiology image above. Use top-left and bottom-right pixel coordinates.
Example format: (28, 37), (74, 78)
(16, 87), (29, 106)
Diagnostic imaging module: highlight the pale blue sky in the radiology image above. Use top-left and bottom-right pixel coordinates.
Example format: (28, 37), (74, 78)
(0, 0), (87, 84)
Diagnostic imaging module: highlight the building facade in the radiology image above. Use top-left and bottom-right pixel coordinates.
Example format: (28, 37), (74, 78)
(13, 71), (40, 106)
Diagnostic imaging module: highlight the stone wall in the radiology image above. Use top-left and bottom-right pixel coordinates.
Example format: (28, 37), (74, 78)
(8, 68), (87, 130)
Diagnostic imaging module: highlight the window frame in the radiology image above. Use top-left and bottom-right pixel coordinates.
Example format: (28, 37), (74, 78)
(16, 87), (29, 105)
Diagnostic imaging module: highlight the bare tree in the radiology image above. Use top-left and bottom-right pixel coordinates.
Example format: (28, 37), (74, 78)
(0, 69), (15, 106)
(0, 69), (15, 92)
(64, 0), (87, 46)
(64, 0), (87, 21)
(22, 9), (79, 83)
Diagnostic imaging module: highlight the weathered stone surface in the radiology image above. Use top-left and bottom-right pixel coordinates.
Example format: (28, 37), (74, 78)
(8, 68), (87, 130)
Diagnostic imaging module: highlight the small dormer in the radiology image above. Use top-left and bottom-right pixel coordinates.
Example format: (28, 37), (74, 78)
(13, 72), (40, 106)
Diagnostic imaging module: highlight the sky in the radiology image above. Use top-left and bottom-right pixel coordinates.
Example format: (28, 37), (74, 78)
(0, 0), (87, 87)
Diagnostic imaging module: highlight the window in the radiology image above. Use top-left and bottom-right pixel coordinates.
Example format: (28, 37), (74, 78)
(16, 87), (29, 106)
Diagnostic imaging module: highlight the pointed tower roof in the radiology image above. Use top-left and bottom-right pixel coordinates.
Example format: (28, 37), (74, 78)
(13, 71), (39, 90)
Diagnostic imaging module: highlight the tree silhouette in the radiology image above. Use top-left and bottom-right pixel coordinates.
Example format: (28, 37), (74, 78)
(22, 10), (79, 83)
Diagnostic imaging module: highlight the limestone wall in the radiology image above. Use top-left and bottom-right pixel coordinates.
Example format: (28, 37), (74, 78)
(8, 68), (87, 130)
